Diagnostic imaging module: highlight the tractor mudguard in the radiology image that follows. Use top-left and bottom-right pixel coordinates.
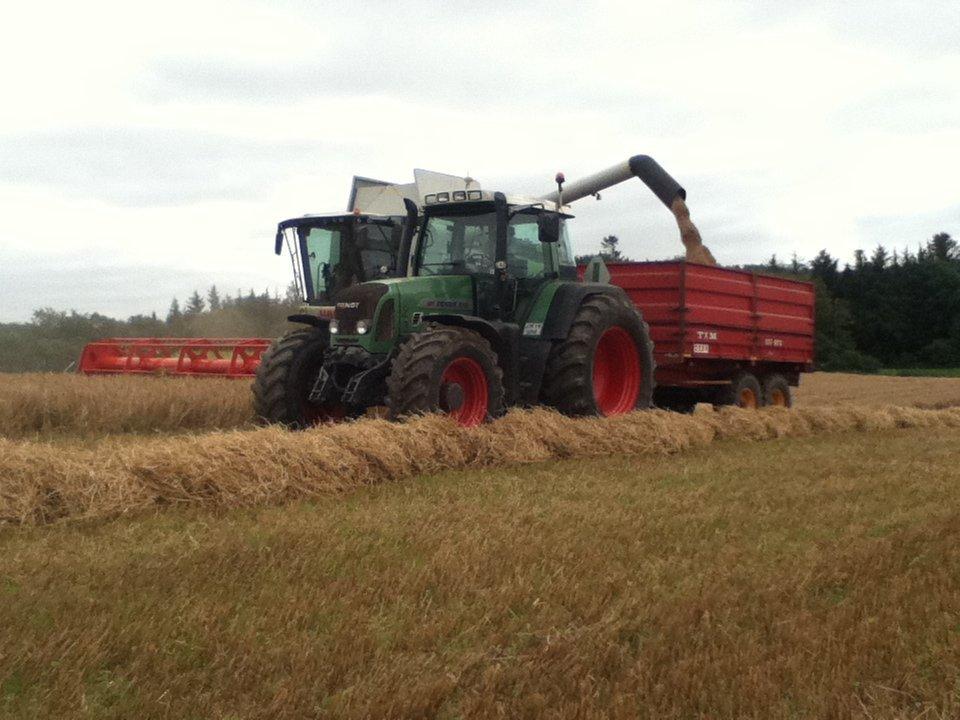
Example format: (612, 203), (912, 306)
(420, 314), (503, 350)
(539, 284), (631, 340)
(286, 313), (332, 329)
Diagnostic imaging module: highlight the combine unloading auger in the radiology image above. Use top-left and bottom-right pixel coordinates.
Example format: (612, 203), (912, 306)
(540, 154), (716, 265)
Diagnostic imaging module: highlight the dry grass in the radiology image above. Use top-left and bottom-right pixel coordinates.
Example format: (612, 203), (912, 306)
(2, 427), (959, 718)
(3, 371), (960, 440)
(0, 373), (253, 439)
(796, 371), (960, 408)
(4, 404), (960, 525)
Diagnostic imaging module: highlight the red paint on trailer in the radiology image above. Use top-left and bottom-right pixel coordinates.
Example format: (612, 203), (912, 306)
(580, 261), (815, 388)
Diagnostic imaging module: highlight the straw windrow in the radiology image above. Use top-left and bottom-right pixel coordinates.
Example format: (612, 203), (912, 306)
(3, 405), (960, 526)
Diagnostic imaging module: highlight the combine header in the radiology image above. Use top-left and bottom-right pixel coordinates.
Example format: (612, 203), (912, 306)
(78, 338), (271, 378)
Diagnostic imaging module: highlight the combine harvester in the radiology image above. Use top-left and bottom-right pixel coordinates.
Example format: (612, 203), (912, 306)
(261, 154), (814, 426)
(77, 170), (481, 383)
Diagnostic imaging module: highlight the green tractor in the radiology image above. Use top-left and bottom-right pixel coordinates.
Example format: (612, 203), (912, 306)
(253, 171), (481, 426)
(263, 154), (690, 427)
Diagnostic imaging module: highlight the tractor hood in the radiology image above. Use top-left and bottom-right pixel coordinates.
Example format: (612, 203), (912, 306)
(332, 282), (389, 334)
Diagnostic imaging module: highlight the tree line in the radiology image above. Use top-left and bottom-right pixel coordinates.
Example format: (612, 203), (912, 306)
(0, 286), (300, 372)
(755, 232), (960, 371)
(1, 233), (957, 373)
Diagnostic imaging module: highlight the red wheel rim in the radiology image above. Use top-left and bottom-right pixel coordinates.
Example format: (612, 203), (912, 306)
(440, 356), (489, 427)
(738, 388), (758, 409)
(592, 326), (641, 416)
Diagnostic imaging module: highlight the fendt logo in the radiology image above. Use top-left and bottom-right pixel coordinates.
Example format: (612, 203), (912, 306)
(423, 299), (470, 310)
(336, 302), (360, 309)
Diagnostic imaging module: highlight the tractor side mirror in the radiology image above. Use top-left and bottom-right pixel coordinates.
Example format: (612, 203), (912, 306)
(274, 228), (284, 255)
(538, 214), (561, 243)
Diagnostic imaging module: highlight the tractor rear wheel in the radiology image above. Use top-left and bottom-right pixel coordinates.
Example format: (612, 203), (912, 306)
(716, 372), (762, 409)
(541, 294), (655, 417)
(762, 373), (792, 407)
(387, 324), (504, 427)
(252, 328), (346, 427)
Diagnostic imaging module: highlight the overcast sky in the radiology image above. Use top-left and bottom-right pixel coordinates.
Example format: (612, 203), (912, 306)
(2, 0), (958, 322)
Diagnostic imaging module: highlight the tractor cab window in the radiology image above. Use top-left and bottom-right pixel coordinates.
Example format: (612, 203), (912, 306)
(507, 211), (550, 279)
(418, 210), (497, 276)
(355, 221), (402, 279)
(555, 220), (578, 280)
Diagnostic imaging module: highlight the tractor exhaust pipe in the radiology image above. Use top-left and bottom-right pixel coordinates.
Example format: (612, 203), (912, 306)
(541, 154), (715, 265)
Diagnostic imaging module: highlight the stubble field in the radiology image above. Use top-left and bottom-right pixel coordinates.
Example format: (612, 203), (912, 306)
(1, 371), (959, 718)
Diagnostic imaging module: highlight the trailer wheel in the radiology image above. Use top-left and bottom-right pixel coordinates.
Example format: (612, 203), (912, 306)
(387, 324), (504, 427)
(542, 294), (655, 417)
(762, 373), (792, 408)
(716, 372), (762, 409)
(252, 328), (346, 427)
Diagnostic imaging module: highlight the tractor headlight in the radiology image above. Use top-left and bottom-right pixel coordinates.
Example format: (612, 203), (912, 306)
(356, 319), (370, 335)
(329, 319), (339, 334)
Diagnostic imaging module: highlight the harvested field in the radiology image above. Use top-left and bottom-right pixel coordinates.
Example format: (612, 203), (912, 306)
(795, 371), (960, 409)
(2, 427), (959, 718)
(3, 371), (960, 440)
(0, 372), (253, 439)
(3, 404), (960, 525)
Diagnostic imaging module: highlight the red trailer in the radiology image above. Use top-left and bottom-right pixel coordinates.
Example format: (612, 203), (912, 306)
(600, 260), (815, 410)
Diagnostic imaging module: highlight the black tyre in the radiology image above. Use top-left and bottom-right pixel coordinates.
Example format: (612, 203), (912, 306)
(541, 293), (655, 417)
(252, 327), (345, 427)
(387, 324), (505, 426)
(715, 372), (762, 409)
(762, 373), (792, 408)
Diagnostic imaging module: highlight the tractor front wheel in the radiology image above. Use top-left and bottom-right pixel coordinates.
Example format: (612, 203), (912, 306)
(541, 294), (655, 417)
(252, 328), (347, 427)
(387, 324), (504, 427)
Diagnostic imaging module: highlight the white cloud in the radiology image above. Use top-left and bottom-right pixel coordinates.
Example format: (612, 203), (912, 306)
(1, 0), (958, 320)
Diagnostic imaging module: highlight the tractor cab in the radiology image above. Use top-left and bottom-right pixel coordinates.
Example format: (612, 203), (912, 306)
(275, 213), (405, 304)
(411, 191), (579, 322)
